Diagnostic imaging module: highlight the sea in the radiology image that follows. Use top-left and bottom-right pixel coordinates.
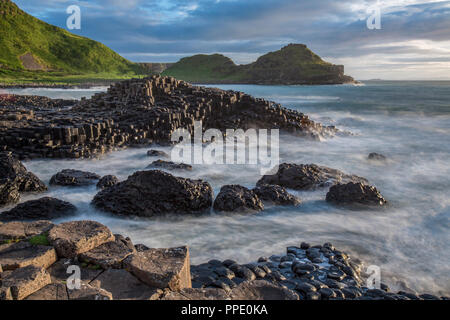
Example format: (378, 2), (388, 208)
(2, 81), (449, 296)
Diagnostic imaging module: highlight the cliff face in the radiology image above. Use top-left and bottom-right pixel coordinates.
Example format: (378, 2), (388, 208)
(163, 44), (354, 85)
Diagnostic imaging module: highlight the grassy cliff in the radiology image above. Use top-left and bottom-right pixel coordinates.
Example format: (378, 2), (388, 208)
(0, 0), (144, 84)
(163, 44), (354, 85)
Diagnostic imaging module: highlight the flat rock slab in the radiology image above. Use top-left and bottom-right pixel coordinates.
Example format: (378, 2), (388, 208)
(124, 246), (191, 291)
(79, 238), (136, 269)
(1, 265), (51, 300)
(161, 288), (230, 300)
(49, 169), (100, 187)
(67, 283), (113, 300)
(0, 220), (53, 242)
(48, 220), (115, 258)
(91, 269), (162, 300)
(0, 197), (76, 222)
(48, 259), (103, 284)
(24, 283), (68, 300)
(0, 241), (57, 271)
(229, 280), (299, 300)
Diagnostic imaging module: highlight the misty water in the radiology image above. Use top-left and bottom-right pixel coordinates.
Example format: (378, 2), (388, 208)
(2, 81), (449, 296)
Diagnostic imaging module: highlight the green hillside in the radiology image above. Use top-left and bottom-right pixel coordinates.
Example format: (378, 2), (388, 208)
(0, 0), (144, 84)
(163, 44), (354, 85)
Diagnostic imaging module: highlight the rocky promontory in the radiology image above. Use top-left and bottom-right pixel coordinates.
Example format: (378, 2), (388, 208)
(0, 220), (444, 300)
(0, 75), (338, 160)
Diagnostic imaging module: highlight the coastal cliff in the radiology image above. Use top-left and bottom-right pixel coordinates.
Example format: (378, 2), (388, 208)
(162, 44), (355, 85)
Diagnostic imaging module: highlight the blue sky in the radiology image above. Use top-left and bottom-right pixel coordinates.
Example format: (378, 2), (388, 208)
(14, 0), (450, 80)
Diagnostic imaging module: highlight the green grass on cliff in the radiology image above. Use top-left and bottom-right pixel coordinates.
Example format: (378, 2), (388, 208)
(0, 0), (144, 84)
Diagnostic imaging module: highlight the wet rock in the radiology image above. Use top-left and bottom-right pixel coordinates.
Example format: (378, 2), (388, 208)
(78, 237), (136, 269)
(147, 149), (169, 158)
(230, 280), (299, 300)
(96, 175), (119, 190)
(257, 163), (367, 190)
(326, 182), (387, 206)
(419, 293), (441, 300)
(214, 266), (235, 279)
(1, 265), (51, 300)
(92, 170), (213, 217)
(368, 153), (387, 161)
(147, 160), (192, 171)
(0, 197), (76, 222)
(24, 283), (68, 300)
(252, 184), (301, 206)
(92, 269), (162, 300)
(48, 220), (115, 258)
(0, 152), (47, 193)
(123, 246), (191, 291)
(213, 185), (264, 213)
(319, 287), (337, 299)
(49, 169), (100, 187)
(67, 283), (113, 300)
(0, 241), (57, 271)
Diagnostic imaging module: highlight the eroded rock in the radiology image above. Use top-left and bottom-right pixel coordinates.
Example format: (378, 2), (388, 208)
(49, 169), (100, 187)
(1, 265), (51, 300)
(253, 184), (301, 206)
(326, 182), (387, 206)
(161, 287), (229, 300)
(147, 160), (192, 171)
(257, 163), (368, 190)
(0, 241), (57, 271)
(48, 220), (115, 258)
(92, 170), (213, 217)
(230, 280), (299, 300)
(67, 283), (113, 300)
(24, 283), (68, 300)
(96, 175), (119, 190)
(0, 197), (76, 222)
(124, 246), (191, 291)
(147, 149), (169, 158)
(213, 185), (264, 213)
(78, 237), (136, 269)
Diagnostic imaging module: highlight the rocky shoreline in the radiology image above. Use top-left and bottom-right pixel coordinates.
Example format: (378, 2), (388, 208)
(0, 219), (445, 300)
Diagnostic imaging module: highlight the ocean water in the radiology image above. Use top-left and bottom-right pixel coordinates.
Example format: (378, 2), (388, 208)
(2, 81), (449, 296)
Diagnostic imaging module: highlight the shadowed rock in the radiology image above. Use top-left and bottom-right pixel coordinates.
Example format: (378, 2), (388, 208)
(96, 175), (119, 190)
(78, 237), (136, 269)
(67, 283), (113, 300)
(257, 163), (368, 190)
(49, 169), (100, 187)
(123, 246), (191, 291)
(326, 182), (387, 206)
(48, 220), (115, 258)
(253, 184), (301, 206)
(0, 152), (47, 193)
(0, 197), (76, 222)
(91, 269), (163, 300)
(213, 185), (264, 213)
(230, 280), (299, 300)
(147, 149), (169, 158)
(147, 160), (192, 171)
(0, 181), (20, 207)
(24, 283), (68, 300)
(92, 170), (213, 217)
(368, 153), (387, 161)
(161, 288), (229, 300)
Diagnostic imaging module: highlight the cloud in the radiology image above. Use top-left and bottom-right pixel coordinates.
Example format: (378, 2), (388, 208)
(12, 0), (450, 79)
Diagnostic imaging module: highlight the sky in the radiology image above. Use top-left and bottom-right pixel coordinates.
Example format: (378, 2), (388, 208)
(13, 0), (450, 80)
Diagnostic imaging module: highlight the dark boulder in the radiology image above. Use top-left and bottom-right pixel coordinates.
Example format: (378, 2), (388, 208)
(0, 197), (77, 222)
(213, 185), (264, 213)
(92, 170), (213, 217)
(0, 152), (47, 193)
(368, 153), (387, 161)
(97, 175), (119, 190)
(326, 182), (387, 206)
(147, 149), (169, 158)
(257, 163), (367, 190)
(49, 169), (100, 187)
(147, 160), (192, 171)
(253, 184), (301, 206)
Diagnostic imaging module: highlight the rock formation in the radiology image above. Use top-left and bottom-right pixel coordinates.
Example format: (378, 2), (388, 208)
(213, 185), (264, 213)
(49, 169), (100, 187)
(257, 163), (368, 190)
(326, 182), (387, 206)
(92, 170), (213, 217)
(253, 184), (301, 206)
(0, 76), (338, 160)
